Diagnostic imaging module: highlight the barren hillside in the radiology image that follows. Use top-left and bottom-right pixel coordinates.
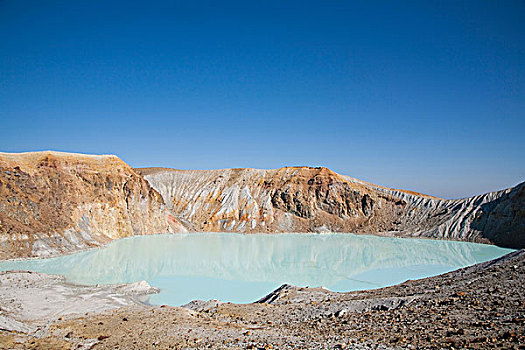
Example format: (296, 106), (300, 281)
(0, 152), (186, 259)
(138, 167), (524, 248)
(0, 151), (522, 260)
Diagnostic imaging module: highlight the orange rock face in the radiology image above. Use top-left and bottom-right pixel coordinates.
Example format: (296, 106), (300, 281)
(0, 152), (184, 259)
(1, 151), (522, 260)
(140, 167), (524, 249)
(137, 166), (417, 234)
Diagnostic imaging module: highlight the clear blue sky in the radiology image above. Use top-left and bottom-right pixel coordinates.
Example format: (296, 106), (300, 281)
(1, 0), (524, 199)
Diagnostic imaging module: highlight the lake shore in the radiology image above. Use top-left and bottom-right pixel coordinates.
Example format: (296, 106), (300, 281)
(0, 233), (512, 306)
(1, 249), (523, 349)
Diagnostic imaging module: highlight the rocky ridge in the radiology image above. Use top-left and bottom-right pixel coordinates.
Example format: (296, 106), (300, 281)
(0, 151), (186, 259)
(138, 167), (524, 248)
(0, 151), (522, 260)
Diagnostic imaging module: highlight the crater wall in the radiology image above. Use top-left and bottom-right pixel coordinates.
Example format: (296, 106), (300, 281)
(139, 167), (524, 249)
(0, 152), (186, 259)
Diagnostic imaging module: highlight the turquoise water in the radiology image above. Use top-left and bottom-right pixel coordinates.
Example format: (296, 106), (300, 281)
(0, 233), (513, 306)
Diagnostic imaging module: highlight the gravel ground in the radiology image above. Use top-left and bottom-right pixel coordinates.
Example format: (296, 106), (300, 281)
(1, 250), (524, 349)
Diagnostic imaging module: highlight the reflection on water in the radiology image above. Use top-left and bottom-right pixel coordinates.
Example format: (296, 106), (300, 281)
(0, 233), (513, 305)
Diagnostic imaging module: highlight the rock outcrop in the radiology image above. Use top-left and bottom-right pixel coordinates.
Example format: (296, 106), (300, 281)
(0, 151), (522, 260)
(137, 167), (409, 234)
(0, 151), (185, 259)
(368, 182), (525, 248)
(138, 167), (524, 248)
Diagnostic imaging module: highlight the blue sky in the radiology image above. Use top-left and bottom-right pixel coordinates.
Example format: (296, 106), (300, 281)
(1, 0), (524, 199)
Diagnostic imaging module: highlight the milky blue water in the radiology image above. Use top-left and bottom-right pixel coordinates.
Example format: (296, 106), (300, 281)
(0, 233), (513, 306)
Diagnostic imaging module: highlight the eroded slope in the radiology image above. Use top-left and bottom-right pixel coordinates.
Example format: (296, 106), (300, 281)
(139, 167), (524, 248)
(137, 167), (411, 234)
(0, 151), (521, 260)
(0, 151), (185, 259)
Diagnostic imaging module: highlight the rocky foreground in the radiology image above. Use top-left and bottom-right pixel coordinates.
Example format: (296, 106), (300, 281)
(1, 250), (523, 349)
